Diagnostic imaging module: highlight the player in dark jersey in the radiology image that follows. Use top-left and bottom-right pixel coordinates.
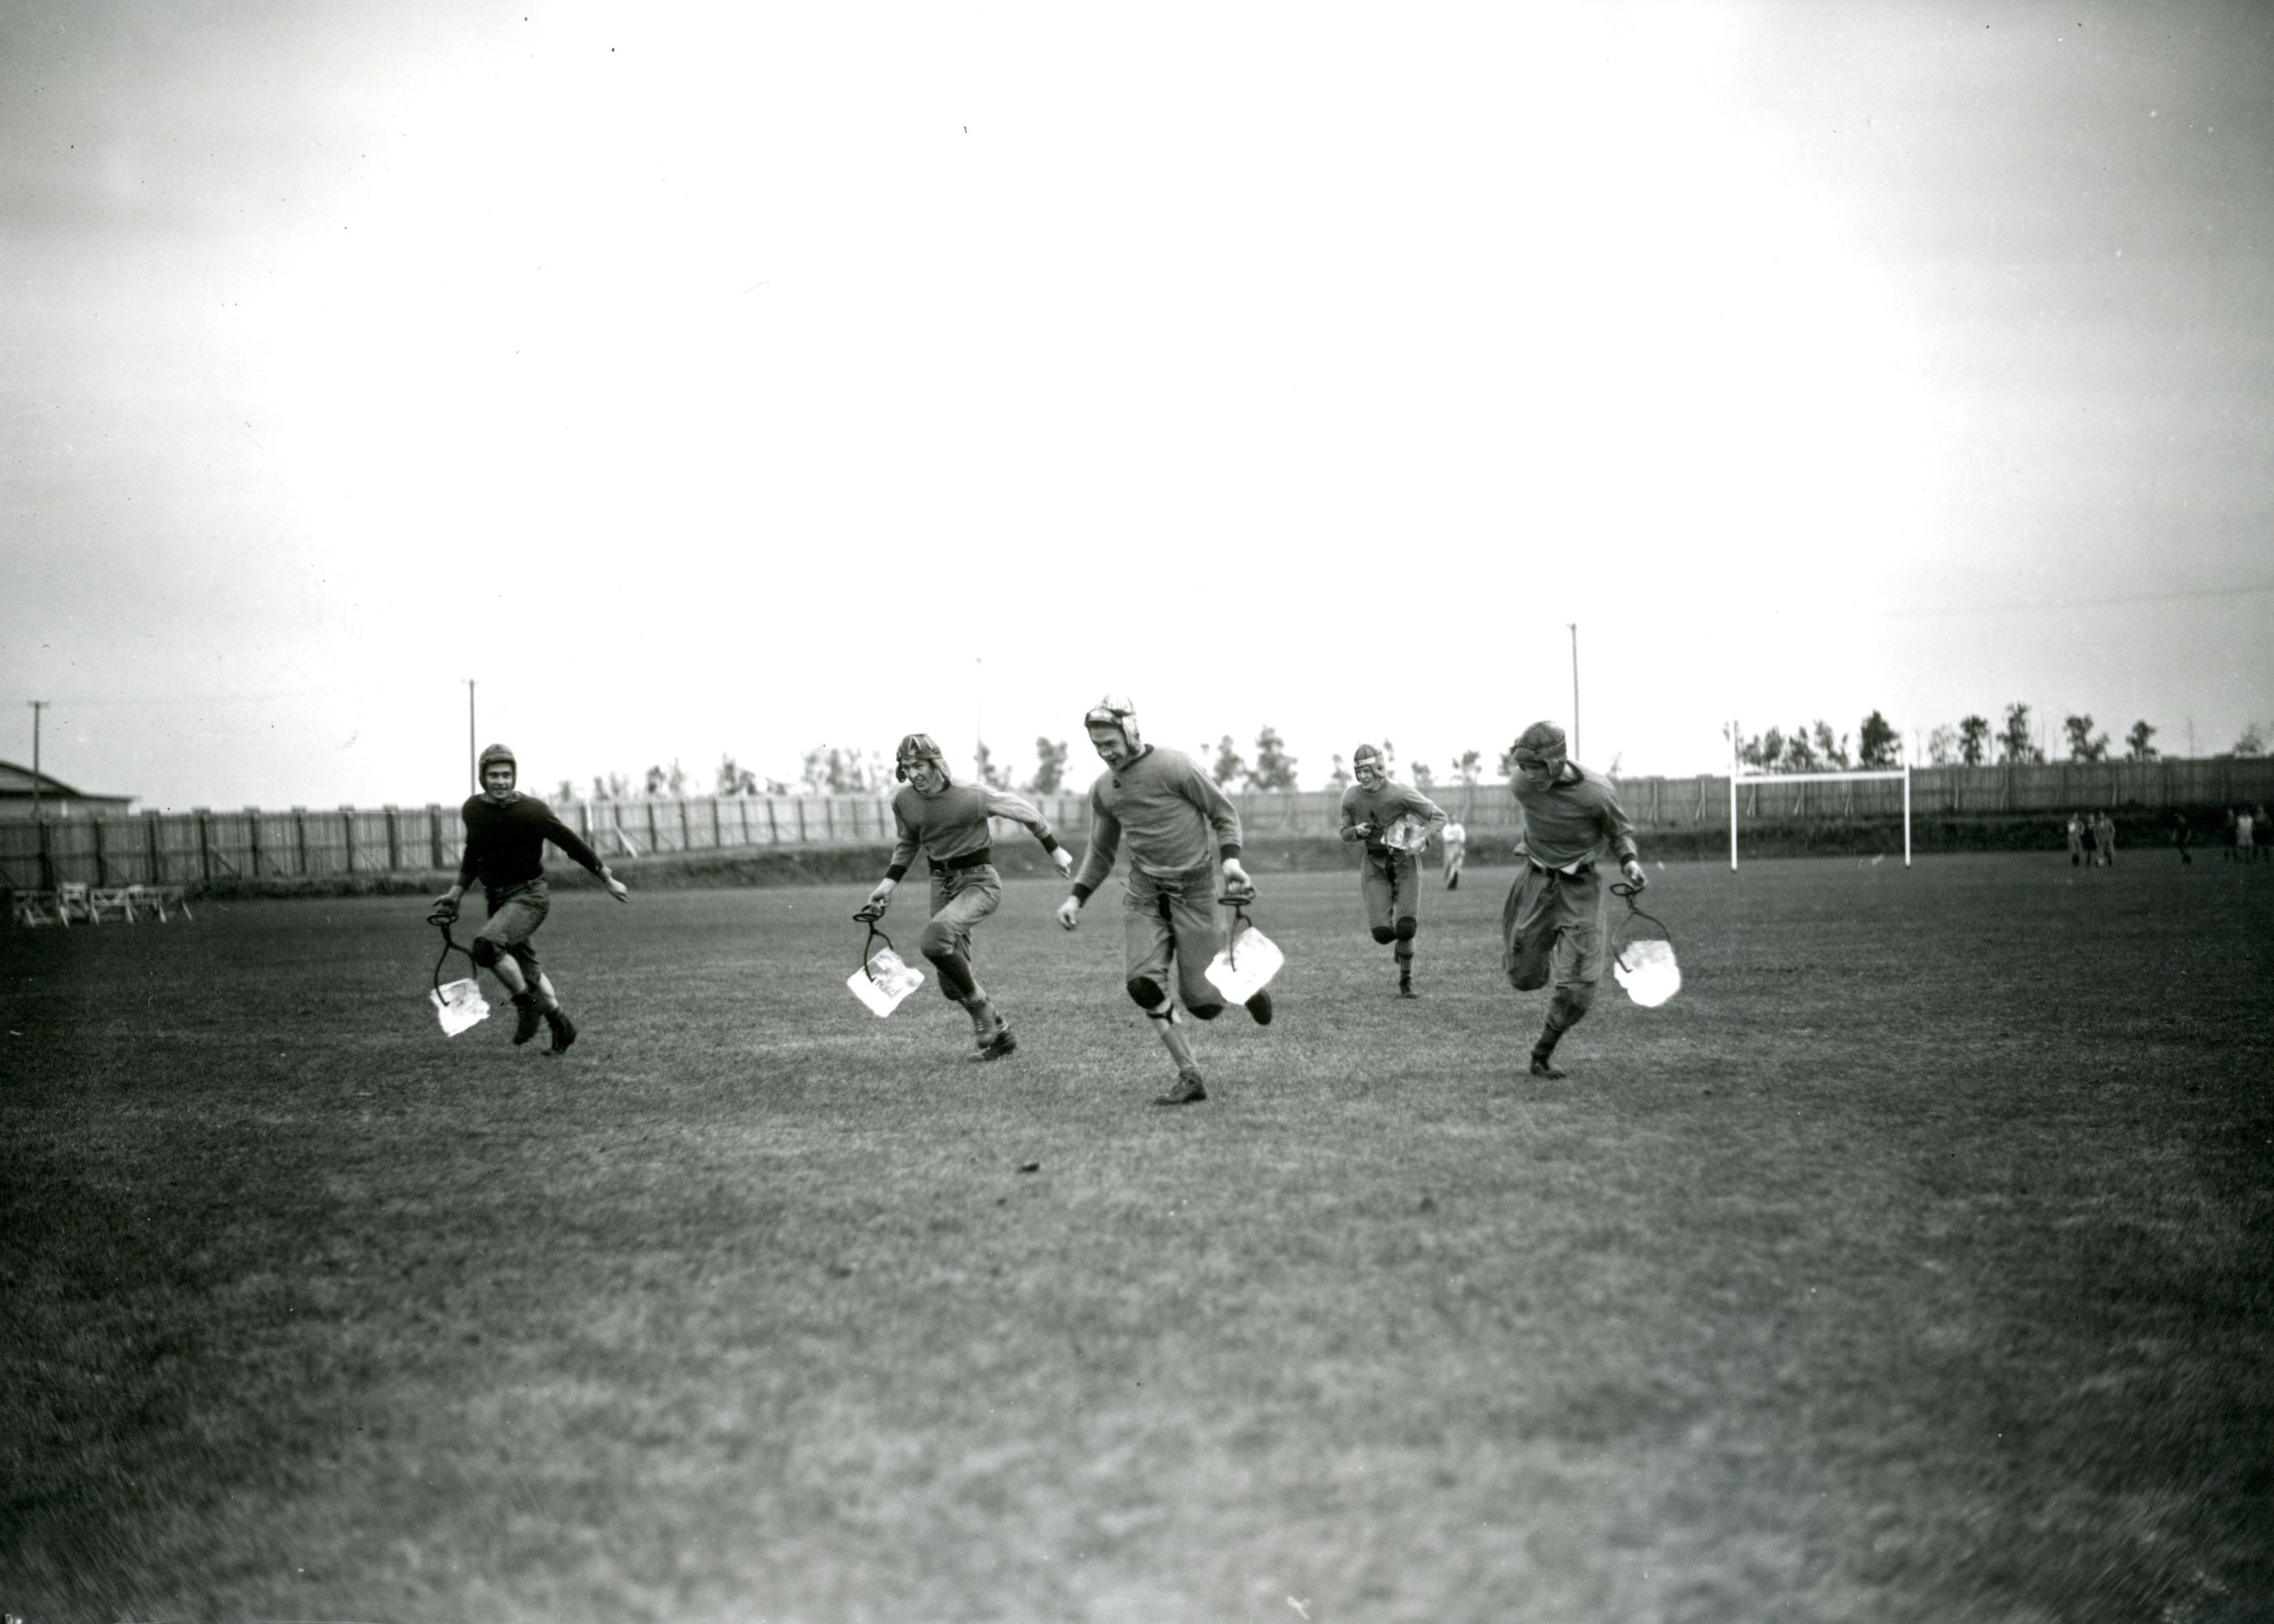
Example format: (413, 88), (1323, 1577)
(1338, 744), (1448, 997)
(862, 732), (1074, 1061)
(432, 743), (628, 1053)
(1501, 721), (1645, 1080)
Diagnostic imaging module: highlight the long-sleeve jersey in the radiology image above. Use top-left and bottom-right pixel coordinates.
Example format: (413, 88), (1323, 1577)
(1509, 764), (1639, 872)
(1070, 746), (1243, 900)
(1339, 780), (1448, 850)
(884, 782), (1061, 879)
(456, 794), (607, 890)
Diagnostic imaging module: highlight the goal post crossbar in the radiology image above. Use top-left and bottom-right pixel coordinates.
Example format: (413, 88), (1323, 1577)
(1727, 765), (1911, 870)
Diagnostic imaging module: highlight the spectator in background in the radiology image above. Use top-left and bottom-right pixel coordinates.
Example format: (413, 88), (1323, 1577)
(2094, 810), (2116, 868)
(2066, 812), (2086, 867)
(1442, 816), (1468, 891)
(2165, 808), (2193, 866)
(2231, 806), (2254, 862)
(2256, 804), (2271, 863)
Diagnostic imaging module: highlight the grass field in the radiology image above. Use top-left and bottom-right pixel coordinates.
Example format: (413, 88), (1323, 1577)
(5, 853), (2272, 1624)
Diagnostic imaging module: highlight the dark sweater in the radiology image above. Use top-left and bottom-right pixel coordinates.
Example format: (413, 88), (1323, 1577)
(456, 794), (607, 891)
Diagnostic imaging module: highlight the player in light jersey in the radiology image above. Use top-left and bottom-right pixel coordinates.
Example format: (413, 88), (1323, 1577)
(1501, 721), (1646, 1080)
(1338, 743), (1448, 998)
(1056, 697), (1270, 1106)
(1442, 817), (1468, 890)
(863, 733), (1074, 1061)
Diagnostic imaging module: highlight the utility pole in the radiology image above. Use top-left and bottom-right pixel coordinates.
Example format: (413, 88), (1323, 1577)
(28, 700), (50, 891)
(467, 680), (477, 790)
(1567, 623), (1580, 762)
(28, 700), (45, 822)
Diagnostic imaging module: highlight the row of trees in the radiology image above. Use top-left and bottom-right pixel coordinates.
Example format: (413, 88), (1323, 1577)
(1733, 706), (2268, 772)
(551, 712), (2271, 802)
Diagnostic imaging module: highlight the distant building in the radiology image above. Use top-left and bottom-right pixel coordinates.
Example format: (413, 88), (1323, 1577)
(0, 760), (135, 821)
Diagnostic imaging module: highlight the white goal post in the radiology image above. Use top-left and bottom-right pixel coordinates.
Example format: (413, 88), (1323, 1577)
(1728, 766), (1912, 870)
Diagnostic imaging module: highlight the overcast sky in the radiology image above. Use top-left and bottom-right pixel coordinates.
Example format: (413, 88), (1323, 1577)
(5, 0), (2271, 808)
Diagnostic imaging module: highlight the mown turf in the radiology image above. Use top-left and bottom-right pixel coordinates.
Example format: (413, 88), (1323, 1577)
(3, 854), (2271, 1624)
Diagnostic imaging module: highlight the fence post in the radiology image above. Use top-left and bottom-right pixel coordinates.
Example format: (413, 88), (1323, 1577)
(340, 808), (356, 874)
(196, 810), (213, 883)
(646, 800), (661, 853)
(430, 806), (447, 870)
(679, 799), (693, 849)
(91, 817), (108, 887)
(247, 809), (265, 877)
(386, 806), (401, 871)
(145, 810), (163, 883)
(292, 808), (309, 875)
(795, 798), (809, 843)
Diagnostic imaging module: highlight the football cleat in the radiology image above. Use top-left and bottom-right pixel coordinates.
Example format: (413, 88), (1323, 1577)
(511, 994), (543, 1046)
(1155, 1069), (1208, 1106)
(545, 1007), (577, 1056)
(1528, 1054), (1566, 1080)
(971, 1026), (1018, 1063)
(1244, 989), (1273, 1026)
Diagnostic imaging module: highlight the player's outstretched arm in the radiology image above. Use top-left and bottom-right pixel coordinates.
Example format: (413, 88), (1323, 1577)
(865, 875), (899, 913)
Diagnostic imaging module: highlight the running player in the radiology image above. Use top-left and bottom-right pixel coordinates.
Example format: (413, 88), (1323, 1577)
(862, 733), (1074, 1061)
(1442, 815), (1468, 890)
(1339, 743), (1448, 997)
(1500, 721), (1646, 1080)
(1055, 697), (1270, 1105)
(432, 743), (629, 1054)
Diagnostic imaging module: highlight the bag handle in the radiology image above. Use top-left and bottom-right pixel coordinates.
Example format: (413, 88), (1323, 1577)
(428, 905), (478, 995)
(852, 903), (898, 982)
(1608, 879), (1675, 971)
(1217, 879), (1258, 968)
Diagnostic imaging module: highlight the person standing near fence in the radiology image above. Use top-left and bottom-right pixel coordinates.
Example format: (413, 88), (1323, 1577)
(1339, 744), (1449, 998)
(1501, 721), (1646, 1081)
(2066, 813), (2086, 867)
(1442, 816), (1468, 891)
(1056, 696), (1269, 1106)
(2093, 810), (2116, 868)
(433, 743), (629, 1054)
(862, 732), (1074, 1063)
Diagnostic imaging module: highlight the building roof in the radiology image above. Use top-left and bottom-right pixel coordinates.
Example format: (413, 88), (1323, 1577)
(0, 760), (131, 801)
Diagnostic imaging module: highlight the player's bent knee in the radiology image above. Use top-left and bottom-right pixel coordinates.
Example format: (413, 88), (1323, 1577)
(919, 921), (961, 961)
(1126, 976), (1167, 1010)
(471, 937), (503, 969)
(1394, 917), (1418, 941)
(1370, 925), (1397, 944)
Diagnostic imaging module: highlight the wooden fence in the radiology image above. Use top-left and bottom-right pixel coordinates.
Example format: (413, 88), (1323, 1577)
(4, 758), (2272, 892)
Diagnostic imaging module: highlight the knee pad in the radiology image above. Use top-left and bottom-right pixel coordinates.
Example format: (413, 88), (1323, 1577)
(1187, 1001), (1225, 1021)
(1370, 925), (1398, 945)
(1126, 976), (1167, 1011)
(470, 937), (503, 969)
(1394, 917), (1418, 941)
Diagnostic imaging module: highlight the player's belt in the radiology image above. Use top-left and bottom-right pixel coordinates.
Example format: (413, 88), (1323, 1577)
(1528, 858), (1595, 879)
(930, 848), (993, 875)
